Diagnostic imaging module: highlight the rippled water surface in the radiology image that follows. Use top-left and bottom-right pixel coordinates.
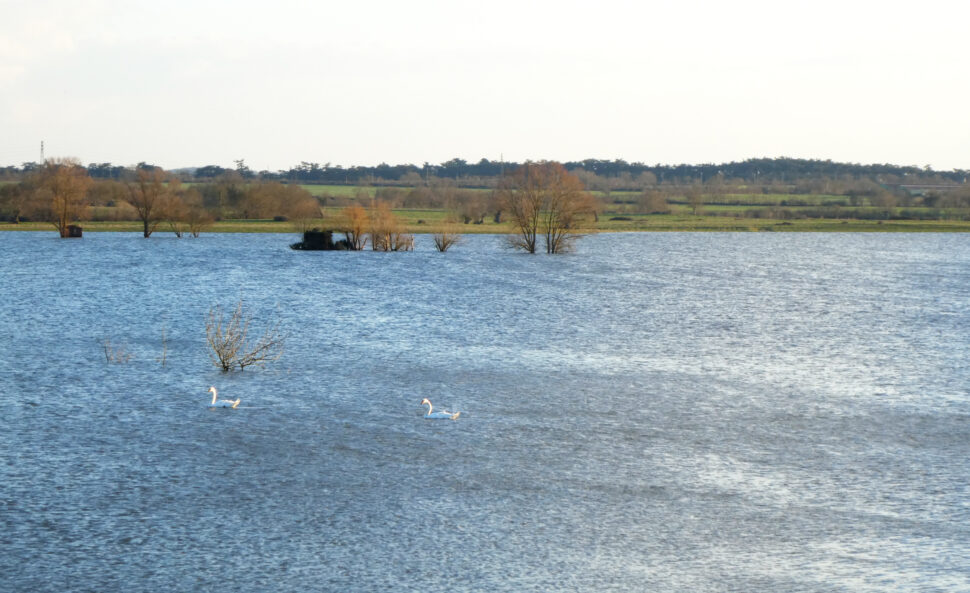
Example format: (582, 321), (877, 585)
(1, 231), (968, 592)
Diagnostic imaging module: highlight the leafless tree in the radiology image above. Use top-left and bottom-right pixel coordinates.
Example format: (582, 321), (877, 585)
(161, 193), (189, 237)
(33, 158), (91, 237)
(499, 161), (595, 253)
(433, 220), (461, 252)
(685, 185), (705, 215)
(128, 167), (178, 237)
(369, 201), (413, 251)
(287, 197), (322, 234)
(456, 190), (489, 224)
(639, 189), (670, 214)
(186, 199), (215, 237)
(205, 301), (284, 372)
(337, 204), (369, 250)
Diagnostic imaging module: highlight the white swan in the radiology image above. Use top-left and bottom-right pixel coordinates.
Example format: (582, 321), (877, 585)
(421, 398), (460, 420)
(208, 386), (240, 409)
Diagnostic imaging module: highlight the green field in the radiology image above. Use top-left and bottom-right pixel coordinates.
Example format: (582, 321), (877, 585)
(3, 212), (969, 235)
(5, 182), (970, 233)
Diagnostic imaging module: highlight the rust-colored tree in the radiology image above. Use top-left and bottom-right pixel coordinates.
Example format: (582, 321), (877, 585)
(161, 192), (189, 237)
(128, 167), (179, 237)
(167, 187), (213, 238)
(498, 161), (594, 253)
(240, 181), (312, 219)
(638, 189), (670, 214)
(187, 207), (215, 237)
(287, 197), (322, 234)
(369, 201), (413, 251)
(432, 217), (463, 252)
(337, 204), (369, 250)
(33, 158), (92, 237)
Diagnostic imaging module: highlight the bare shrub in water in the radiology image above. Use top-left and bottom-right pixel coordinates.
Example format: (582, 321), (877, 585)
(369, 201), (414, 251)
(205, 301), (284, 372)
(432, 219), (463, 252)
(102, 338), (133, 363)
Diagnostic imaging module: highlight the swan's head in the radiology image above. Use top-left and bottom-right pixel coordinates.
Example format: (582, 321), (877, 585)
(420, 398), (431, 405)
(208, 386), (217, 394)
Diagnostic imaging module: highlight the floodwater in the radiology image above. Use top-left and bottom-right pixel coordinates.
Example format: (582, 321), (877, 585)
(0, 231), (968, 592)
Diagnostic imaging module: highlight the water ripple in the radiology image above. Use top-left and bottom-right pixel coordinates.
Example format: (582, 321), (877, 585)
(0, 231), (968, 592)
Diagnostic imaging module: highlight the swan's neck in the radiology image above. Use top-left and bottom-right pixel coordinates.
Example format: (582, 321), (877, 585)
(210, 388), (217, 404)
(424, 401), (432, 415)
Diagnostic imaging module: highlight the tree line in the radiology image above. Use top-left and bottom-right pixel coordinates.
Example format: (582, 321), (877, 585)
(1, 158), (597, 254)
(2, 156), (967, 187)
(4, 157), (970, 237)
(0, 159), (512, 230)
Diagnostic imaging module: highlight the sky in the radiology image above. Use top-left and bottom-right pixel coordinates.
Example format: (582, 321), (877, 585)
(1, 0), (968, 172)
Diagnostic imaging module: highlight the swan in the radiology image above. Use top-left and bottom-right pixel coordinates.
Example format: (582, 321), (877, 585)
(208, 386), (240, 409)
(421, 398), (460, 420)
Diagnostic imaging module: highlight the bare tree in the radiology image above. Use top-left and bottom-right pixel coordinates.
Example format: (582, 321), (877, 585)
(499, 161), (594, 253)
(685, 185), (705, 215)
(337, 204), (369, 250)
(205, 301), (284, 372)
(635, 171), (658, 189)
(239, 181), (313, 220)
(161, 193), (189, 237)
(542, 171), (597, 254)
(33, 158), (91, 237)
(871, 190), (898, 209)
(128, 167), (178, 237)
(456, 190), (489, 224)
(498, 167), (542, 253)
(432, 218), (463, 252)
(177, 188), (214, 237)
(369, 201), (413, 251)
(187, 207), (215, 237)
(287, 197), (322, 234)
(638, 189), (670, 214)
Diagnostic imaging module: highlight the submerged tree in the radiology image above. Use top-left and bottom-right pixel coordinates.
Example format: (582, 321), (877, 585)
(337, 204), (369, 250)
(432, 217), (463, 252)
(186, 200), (215, 237)
(498, 161), (594, 253)
(369, 201), (413, 251)
(32, 157), (92, 237)
(161, 192), (189, 237)
(205, 300), (284, 372)
(128, 166), (179, 238)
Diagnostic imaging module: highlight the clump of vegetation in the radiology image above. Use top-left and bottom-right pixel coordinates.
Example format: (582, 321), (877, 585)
(102, 338), (133, 363)
(336, 204), (369, 250)
(432, 217), (463, 252)
(369, 201), (414, 251)
(205, 300), (284, 372)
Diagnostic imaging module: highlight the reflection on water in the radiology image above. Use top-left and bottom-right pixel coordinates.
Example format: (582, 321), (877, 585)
(0, 231), (968, 592)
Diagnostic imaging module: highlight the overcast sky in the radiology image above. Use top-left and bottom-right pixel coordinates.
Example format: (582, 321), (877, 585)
(2, 0), (968, 171)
